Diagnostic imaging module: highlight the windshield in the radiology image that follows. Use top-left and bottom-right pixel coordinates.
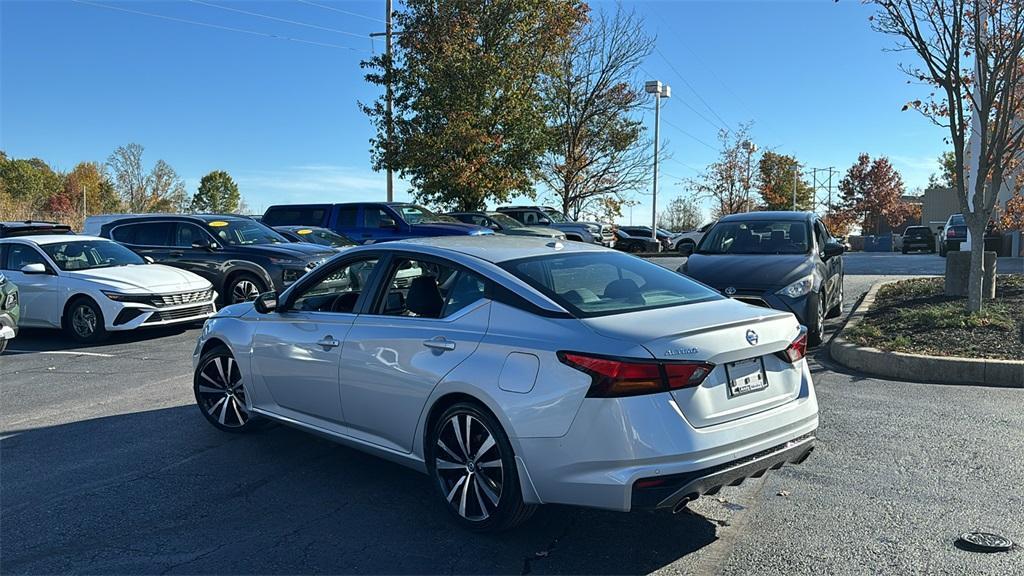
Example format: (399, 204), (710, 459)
(42, 240), (145, 271)
(540, 208), (570, 223)
(697, 220), (811, 255)
(294, 228), (355, 248)
(207, 220), (289, 246)
(397, 205), (456, 224)
(501, 252), (720, 318)
(488, 213), (524, 229)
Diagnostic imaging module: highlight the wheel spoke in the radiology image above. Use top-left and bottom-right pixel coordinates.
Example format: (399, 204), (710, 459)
(473, 476), (490, 520)
(218, 395), (230, 425)
(234, 398), (249, 415)
(231, 397), (244, 424)
(445, 474), (467, 503)
(464, 416), (474, 460)
(450, 416), (469, 460)
(477, 459), (502, 469)
(458, 472), (472, 517)
(214, 357), (228, 387)
(473, 434), (495, 463)
(477, 473), (500, 505)
(227, 357), (236, 385)
(207, 397), (226, 417)
(435, 458), (464, 470)
(436, 439), (463, 464)
(197, 384), (223, 395)
(200, 371), (224, 389)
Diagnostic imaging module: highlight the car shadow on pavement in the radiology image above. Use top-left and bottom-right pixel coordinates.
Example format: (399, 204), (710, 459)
(1, 406), (719, 575)
(6, 325), (196, 353)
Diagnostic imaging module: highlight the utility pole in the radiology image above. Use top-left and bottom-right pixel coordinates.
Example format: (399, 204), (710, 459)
(792, 164), (798, 211)
(644, 80), (670, 250)
(82, 183), (87, 223)
(827, 167), (835, 214)
(371, 0), (395, 202)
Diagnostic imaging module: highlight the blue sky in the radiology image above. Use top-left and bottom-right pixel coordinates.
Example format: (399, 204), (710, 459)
(1, 0), (947, 222)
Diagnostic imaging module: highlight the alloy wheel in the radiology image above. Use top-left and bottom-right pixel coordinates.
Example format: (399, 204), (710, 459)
(816, 295), (825, 338)
(434, 413), (503, 522)
(231, 280), (261, 304)
(196, 354), (250, 428)
(72, 304), (97, 338)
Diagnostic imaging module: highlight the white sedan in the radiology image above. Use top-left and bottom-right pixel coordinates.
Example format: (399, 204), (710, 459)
(0, 235), (217, 342)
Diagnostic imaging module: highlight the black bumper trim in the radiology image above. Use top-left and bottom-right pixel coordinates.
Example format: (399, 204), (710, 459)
(631, 433), (816, 510)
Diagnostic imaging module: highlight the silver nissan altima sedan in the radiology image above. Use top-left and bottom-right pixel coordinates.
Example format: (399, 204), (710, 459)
(192, 236), (818, 531)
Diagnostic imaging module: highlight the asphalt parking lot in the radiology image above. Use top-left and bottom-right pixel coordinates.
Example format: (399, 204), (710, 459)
(2, 252), (1022, 575)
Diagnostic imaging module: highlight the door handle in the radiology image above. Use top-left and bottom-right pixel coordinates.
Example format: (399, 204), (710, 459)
(317, 336), (341, 349)
(423, 337), (456, 351)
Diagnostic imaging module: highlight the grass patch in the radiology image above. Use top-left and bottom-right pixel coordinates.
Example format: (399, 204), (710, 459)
(847, 275), (1024, 360)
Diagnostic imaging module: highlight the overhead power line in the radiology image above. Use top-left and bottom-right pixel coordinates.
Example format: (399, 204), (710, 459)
(296, 0), (386, 24)
(73, 0), (369, 52)
(654, 47), (732, 132)
(639, 65), (727, 134)
(660, 117), (719, 152)
(189, 0), (367, 39)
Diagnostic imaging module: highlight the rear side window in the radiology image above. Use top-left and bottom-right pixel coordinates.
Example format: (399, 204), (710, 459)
(502, 252), (720, 318)
(112, 222), (174, 246)
(336, 207), (357, 227)
(3, 244), (48, 271)
(262, 206), (328, 226)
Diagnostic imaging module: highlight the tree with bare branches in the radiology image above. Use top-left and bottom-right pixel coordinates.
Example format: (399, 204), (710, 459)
(538, 5), (652, 220)
(689, 124), (758, 218)
(868, 0), (1024, 312)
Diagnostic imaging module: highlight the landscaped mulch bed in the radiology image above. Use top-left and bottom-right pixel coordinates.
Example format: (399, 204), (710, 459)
(845, 275), (1024, 361)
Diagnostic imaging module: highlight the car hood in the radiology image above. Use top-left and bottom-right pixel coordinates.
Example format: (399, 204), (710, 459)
(411, 222), (493, 235)
(235, 243), (334, 261)
(502, 227), (564, 238)
(681, 254), (815, 291)
(66, 264), (212, 293)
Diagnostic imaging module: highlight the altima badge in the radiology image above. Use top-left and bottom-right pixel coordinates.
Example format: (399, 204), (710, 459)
(724, 286), (737, 296)
(664, 347), (699, 357)
(745, 329), (759, 346)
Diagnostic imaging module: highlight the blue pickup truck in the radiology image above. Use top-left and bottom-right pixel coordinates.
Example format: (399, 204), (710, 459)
(261, 202), (493, 244)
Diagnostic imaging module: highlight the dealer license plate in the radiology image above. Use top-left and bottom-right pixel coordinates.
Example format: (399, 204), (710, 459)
(726, 357), (768, 396)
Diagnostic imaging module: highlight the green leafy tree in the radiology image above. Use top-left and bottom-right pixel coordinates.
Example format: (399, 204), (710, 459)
(191, 170), (241, 213)
(0, 154), (64, 211)
(757, 151), (813, 211)
(64, 162), (122, 214)
(927, 150), (956, 189)
(361, 0), (585, 211)
(538, 5), (652, 219)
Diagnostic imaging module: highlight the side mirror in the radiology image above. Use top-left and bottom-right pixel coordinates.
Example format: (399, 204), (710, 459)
(253, 291), (278, 314)
(20, 263), (48, 275)
(538, 217), (551, 225)
(379, 218), (397, 229)
(823, 242), (845, 259)
(679, 243), (694, 256)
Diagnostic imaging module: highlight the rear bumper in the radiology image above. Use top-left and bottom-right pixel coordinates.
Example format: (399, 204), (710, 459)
(632, 433), (816, 510)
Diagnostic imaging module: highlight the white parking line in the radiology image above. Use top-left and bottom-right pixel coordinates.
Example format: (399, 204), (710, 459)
(4, 350), (115, 358)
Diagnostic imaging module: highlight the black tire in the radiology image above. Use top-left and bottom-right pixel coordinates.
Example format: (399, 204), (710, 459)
(224, 273), (267, 306)
(807, 293), (826, 347)
(426, 402), (535, 532)
(64, 296), (108, 343)
(194, 344), (259, 432)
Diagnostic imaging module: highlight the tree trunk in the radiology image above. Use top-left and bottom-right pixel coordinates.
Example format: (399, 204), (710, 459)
(966, 218), (987, 313)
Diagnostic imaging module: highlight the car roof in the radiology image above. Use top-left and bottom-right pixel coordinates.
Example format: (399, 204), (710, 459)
(718, 211), (815, 222)
(374, 235), (607, 264)
(0, 234), (106, 245)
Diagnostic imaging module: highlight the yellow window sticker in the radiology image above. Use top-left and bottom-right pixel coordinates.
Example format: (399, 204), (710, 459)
(208, 221), (229, 228)
(297, 229), (313, 235)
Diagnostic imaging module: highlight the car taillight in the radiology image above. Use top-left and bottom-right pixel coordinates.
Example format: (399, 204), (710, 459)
(777, 327), (808, 364)
(558, 352), (713, 398)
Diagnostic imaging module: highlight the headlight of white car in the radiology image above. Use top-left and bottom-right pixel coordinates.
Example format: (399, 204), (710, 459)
(777, 275), (814, 299)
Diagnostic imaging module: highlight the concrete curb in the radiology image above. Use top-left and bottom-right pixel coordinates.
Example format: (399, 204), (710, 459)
(830, 280), (1024, 388)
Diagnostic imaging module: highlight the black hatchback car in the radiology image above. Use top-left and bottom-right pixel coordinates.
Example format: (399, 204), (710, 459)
(94, 215), (335, 305)
(678, 211), (845, 346)
(901, 226), (936, 254)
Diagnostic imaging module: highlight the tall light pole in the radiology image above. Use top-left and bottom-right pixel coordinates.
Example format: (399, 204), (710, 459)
(645, 80), (670, 249)
(741, 140), (757, 212)
(371, 0), (395, 202)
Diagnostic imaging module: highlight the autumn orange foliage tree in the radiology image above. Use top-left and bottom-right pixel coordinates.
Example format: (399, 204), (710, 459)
(837, 153), (914, 235)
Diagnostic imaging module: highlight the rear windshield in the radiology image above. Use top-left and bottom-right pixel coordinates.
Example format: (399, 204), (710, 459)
(905, 227), (930, 234)
(501, 252), (720, 317)
(949, 214), (965, 226)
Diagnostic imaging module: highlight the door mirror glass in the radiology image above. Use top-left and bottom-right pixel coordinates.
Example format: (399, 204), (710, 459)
(823, 242), (845, 259)
(538, 217), (551, 225)
(679, 243), (694, 256)
(379, 217), (398, 229)
(253, 291), (278, 314)
(20, 263), (48, 274)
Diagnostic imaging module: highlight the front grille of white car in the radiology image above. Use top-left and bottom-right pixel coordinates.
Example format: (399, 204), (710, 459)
(150, 289), (214, 307)
(144, 303), (216, 323)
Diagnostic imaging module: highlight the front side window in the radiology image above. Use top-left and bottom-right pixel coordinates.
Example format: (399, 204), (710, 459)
(291, 257), (380, 313)
(206, 220), (288, 246)
(294, 228), (355, 248)
(396, 205), (455, 225)
(175, 224), (212, 248)
(502, 252), (720, 318)
(41, 240), (145, 271)
(697, 221), (811, 255)
(3, 244), (48, 271)
(541, 208), (570, 223)
(373, 258), (486, 319)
